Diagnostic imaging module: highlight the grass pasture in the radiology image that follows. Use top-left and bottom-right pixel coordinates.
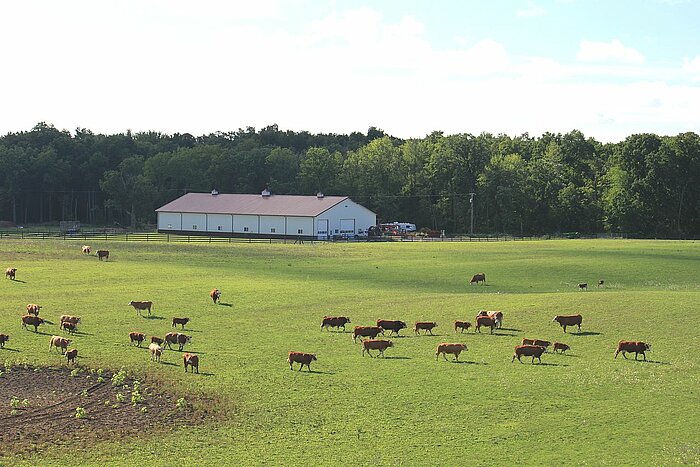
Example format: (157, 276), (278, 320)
(1, 239), (699, 465)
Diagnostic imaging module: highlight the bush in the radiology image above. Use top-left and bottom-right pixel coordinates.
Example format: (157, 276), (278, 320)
(111, 369), (127, 386)
(75, 407), (87, 419)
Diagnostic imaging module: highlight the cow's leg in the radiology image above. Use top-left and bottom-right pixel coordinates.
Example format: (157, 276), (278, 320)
(642, 352), (646, 361)
(577, 324), (581, 332)
(563, 325), (567, 333)
(454, 353), (459, 361)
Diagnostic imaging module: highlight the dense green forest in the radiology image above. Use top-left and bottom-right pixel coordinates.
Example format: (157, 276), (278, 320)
(0, 122), (698, 237)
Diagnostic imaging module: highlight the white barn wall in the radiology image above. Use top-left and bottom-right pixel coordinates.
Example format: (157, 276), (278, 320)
(286, 217), (313, 236)
(206, 214), (233, 233)
(321, 200), (376, 237)
(259, 216), (286, 235)
(158, 212), (181, 230)
(233, 215), (259, 234)
(182, 213), (206, 232)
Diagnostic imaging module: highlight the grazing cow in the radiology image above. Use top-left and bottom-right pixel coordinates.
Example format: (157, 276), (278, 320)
(21, 315), (45, 332)
(61, 321), (78, 334)
(65, 348), (78, 364)
(288, 351), (317, 371)
(362, 339), (394, 358)
(512, 345), (546, 364)
(615, 341), (651, 361)
(376, 319), (407, 336)
(210, 288), (221, 304)
(26, 304), (42, 316)
(128, 300), (153, 317)
(477, 310), (503, 329)
(577, 283), (587, 290)
(49, 335), (71, 354)
(164, 332), (191, 351)
(321, 316), (351, 332)
(149, 343), (163, 362)
(81, 245), (91, 255)
(598, 279), (605, 288)
(435, 343), (467, 361)
(553, 314), (583, 333)
(0, 333), (9, 348)
(5, 267), (16, 280)
(521, 338), (551, 350)
(172, 317), (190, 329)
(475, 315), (496, 334)
(454, 321), (472, 333)
(470, 273), (486, 285)
(129, 332), (145, 347)
(352, 326), (383, 343)
(414, 322), (438, 335)
(553, 342), (570, 353)
(151, 336), (165, 346)
(183, 353), (199, 373)
(60, 315), (81, 325)
(96, 250), (109, 261)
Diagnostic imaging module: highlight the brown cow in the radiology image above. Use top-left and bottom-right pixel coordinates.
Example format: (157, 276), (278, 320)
(577, 283), (587, 290)
(470, 273), (486, 285)
(477, 310), (503, 329)
(376, 319), (407, 336)
(172, 317), (190, 329)
(26, 304), (42, 316)
(22, 315), (45, 332)
(210, 288), (221, 304)
(129, 332), (145, 347)
(615, 341), (651, 361)
(5, 267), (17, 280)
(512, 345), (546, 364)
(553, 342), (570, 353)
(151, 336), (165, 346)
(521, 338), (551, 350)
(164, 332), (191, 351)
(149, 343), (163, 362)
(288, 351), (317, 371)
(128, 301), (153, 317)
(454, 321), (472, 333)
(362, 339), (394, 358)
(414, 322), (438, 335)
(321, 316), (351, 332)
(183, 353), (199, 373)
(0, 333), (9, 348)
(49, 335), (71, 354)
(475, 315), (496, 334)
(97, 250), (109, 261)
(352, 326), (383, 343)
(553, 314), (582, 333)
(81, 245), (91, 255)
(435, 343), (467, 361)
(65, 348), (78, 364)
(60, 315), (81, 325)
(61, 321), (78, 334)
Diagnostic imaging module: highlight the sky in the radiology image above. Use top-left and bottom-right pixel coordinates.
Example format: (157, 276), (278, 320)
(1, 0), (699, 143)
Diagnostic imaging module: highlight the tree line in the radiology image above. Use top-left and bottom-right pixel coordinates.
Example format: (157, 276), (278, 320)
(0, 122), (698, 237)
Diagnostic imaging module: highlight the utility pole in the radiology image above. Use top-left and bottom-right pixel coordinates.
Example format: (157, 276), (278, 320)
(468, 192), (475, 236)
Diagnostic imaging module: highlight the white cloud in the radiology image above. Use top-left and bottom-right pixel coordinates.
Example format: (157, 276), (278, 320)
(517, 2), (546, 17)
(577, 39), (645, 64)
(682, 55), (700, 79)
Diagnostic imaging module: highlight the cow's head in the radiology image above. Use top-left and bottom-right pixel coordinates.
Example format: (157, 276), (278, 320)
(343, 317), (351, 323)
(399, 321), (407, 329)
(312, 354), (318, 361)
(477, 311), (488, 317)
(552, 316), (560, 323)
(645, 343), (651, 351)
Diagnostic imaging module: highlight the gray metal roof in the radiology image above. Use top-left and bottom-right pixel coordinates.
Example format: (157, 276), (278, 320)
(156, 192), (350, 217)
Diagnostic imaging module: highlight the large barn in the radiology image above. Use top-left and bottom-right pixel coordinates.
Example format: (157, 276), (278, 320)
(155, 190), (377, 240)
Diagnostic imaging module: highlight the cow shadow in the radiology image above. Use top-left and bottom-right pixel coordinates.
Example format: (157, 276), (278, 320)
(143, 315), (166, 320)
(384, 356), (411, 360)
(557, 353), (580, 358)
(492, 332), (517, 337)
(196, 371), (215, 377)
(10, 279), (27, 283)
(305, 370), (334, 375)
(27, 330), (53, 336)
(572, 331), (602, 336)
(72, 331), (93, 336)
(1, 347), (20, 352)
(500, 328), (522, 332)
(158, 361), (178, 367)
(638, 359), (669, 365)
(42, 320), (56, 325)
(218, 303), (233, 307)
(536, 362), (568, 367)
(450, 360), (487, 365)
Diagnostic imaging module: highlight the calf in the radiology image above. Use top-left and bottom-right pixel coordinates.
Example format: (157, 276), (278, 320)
(454, 321), (472, 333)
(521, 338), (551, 350)
(149, 343), (163, 362)
(183, 353), (199, 373)
(577, 283), (587, 290)
(60, 315), (81, 325)
(414, 322), (438, 335)
(210, 288), (221, 304)
(512, 345), (546, 364)
(352, 326), (383, 343)
(0, 333), (9, 348)
(22, 315), (45, 332)
(288, 351), (317, 371)
(598, 279), (605, 288)
(26, 304), (42, 316)
(172, 317), (190, 329)
(129, 332), (145, 347)
(321, 316), (351, 332)
(435, 343), (467, 361)
(128, 300), (153, 317)
(61, 321), (78, 334)
(553, 314), (582, 333)
(65, 348), (78, 364)
(553, 342), (570, 353)
(615, 341), (651, 361)
(96, 250), (109, 261)
(475, 315), (496, 334)
(5, 267), (16, 280)
(470, 273), (486, 285)
(81, 245), (91, 255)
(362, 339), (394, 358)
(49, 335), (71, 354)
(164, 332), (191, 351)
(376, 319), (407, 336)
(151, 336), (165, 346)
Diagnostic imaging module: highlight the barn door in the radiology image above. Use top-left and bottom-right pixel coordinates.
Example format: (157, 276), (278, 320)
(340, 219), (355, 238)
(317, 219), (329, 239)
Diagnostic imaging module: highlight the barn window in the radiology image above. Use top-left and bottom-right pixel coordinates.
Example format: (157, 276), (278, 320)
(270, 228), (276, 233)
(167, 224), (172, 229)
(335, 229), (339, 234)
(217, 226), (222, 231)
(243, 227), (249, 232)
(192, 225), (198, 230)
(297, 229), (303, 234)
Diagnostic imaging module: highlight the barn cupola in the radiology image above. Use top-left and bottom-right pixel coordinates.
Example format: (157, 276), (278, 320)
(261, 188), (271, 198)
(316, 192), (324, 199)
(211, 189), (219, 196)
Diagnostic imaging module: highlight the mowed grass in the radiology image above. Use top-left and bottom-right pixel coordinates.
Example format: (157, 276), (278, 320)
(1, 239), (699, 466)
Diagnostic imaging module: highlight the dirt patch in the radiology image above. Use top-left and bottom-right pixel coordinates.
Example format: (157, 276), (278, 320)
(0, 365), (210, 458)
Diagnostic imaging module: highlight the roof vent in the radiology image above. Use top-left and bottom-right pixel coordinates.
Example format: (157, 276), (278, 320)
(316, 192), (324, 199)
(211, 189), (219, 196)
(261, 188), (271, 198)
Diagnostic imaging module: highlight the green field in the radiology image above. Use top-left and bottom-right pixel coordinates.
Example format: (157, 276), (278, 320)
(1, 239), (699, 466)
